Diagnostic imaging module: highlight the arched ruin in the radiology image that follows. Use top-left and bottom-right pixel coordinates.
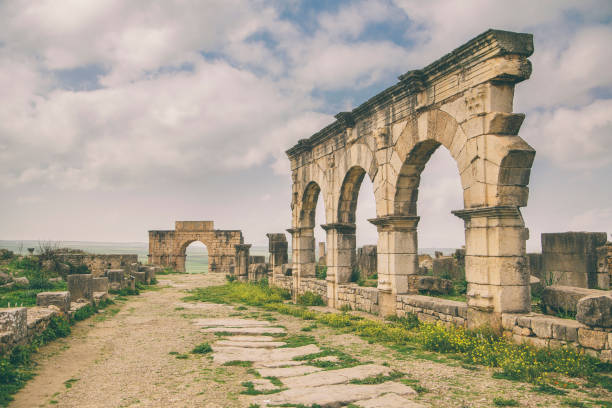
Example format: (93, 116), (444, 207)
(286, 29), (536, 329)
(148, 221), (244, 274)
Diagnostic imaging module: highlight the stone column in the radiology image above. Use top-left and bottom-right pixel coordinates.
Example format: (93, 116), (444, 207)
(266, 233), (288, 285)
(174, 254), (186, 273)
(234, 244), (251, 281)
(369, 216), (419, 316)
(321, 223), (356, 308)
(287, 227), (316, 294)
(452, 206), (530, 331)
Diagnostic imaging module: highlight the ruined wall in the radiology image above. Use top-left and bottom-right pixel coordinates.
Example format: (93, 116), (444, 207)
(148, 221), (243, 274)
(297, 278), (328, 302)
(336, 284), (379, 314)
(356, 245), (377, 279)
(596, 243), (612, 290)
(541, 232), (607, 288)
(56, 253), (138, 277)
(396, 295), (468, 328)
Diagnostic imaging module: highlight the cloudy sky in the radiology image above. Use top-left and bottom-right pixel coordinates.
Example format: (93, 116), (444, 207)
(1, 0), (611, 251)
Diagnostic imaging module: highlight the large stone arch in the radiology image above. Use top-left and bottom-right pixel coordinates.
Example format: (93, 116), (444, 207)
(286, 30), (536, 328)
(148, 221), (244, 275)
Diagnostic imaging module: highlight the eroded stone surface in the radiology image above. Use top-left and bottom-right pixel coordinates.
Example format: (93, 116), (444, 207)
(250, 378), (280, 392)
(213, 344), (320, 364)
(215, 340), (286, 348)
(257, 365), (322, 378)
(225, 335), (277, 342)
(282, 364), (391, 388)
(202, 326), (285, 335)
(192, 318), (271, 327)
(255, 381), (416, 407)
(254, 360), (304, 368)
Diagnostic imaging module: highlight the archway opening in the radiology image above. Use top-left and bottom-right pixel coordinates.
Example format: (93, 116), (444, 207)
(185, 241), (208, 274)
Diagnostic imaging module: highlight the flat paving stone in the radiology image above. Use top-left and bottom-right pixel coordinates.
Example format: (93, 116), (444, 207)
(354, 392), (427, 407)
(202, 326), (285, 335)
(223, 335), (278, 342)
(250, 378), (280, 392)
(257, 365), (322, 378)
(213, 344), (320, 364)
(254, 360), (305, 368)
(282, 364), (391, 388)
(255, 381), (416, 408)
(215, 340), (286, 348)
(192, 318), (271, 327)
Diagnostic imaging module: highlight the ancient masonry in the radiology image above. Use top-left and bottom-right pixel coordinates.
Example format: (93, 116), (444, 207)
(286, 29), (535, 328)
(148, 221), (244, 274)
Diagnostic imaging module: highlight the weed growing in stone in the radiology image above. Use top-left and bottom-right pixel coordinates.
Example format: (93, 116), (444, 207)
(279, 335), (317, 348)
(192, 342), (213, 354)
(222, 360), (253, 367)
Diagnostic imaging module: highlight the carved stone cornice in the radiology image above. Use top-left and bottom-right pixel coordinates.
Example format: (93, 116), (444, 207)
(398, 70), (427, 93)
(334, 112), (355, 128)
(452, 206), (521, 220)
(368, 215), (420, 231)
(320, 223), (356, 233)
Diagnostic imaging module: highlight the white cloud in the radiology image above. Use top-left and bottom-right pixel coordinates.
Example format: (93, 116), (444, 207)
(569, 208), (612, 237)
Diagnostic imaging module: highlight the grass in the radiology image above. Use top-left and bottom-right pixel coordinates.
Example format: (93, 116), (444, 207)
(187, 281), (612, 390)
(349, 370), (405, 384)
(222, 360), (253, 367)
(279, 335), (317, 348)
(191, 342), (213, 354)
(240, 381), (284, 395)
(63, 378), (79, 389)
(296, 291), (325, 306)
(493, 397), (520, 406)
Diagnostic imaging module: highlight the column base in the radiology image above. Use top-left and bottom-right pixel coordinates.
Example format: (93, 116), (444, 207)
(467, 307), (502, 334)
(378, 291), (396, 318)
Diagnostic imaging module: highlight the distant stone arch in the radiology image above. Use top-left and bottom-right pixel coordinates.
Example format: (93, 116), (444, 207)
(286, 29), (536, 328)
(148, 221), (244, 275)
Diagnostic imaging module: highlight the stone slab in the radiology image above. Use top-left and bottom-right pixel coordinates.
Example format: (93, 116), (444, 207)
(225, 335), (278, 342)
(213, 344), (319, 364)
(282, 364), (391, 389)
(202, 327), (285, 335)
(255, 381), (416, 407)
(257, 365), (322, 378)
(193, 318), (271, 327)
(354, 393), (427, 408)
(216, 340), (286, 348)
(254, 360), (305, 368)
(251, 378), (280, 392)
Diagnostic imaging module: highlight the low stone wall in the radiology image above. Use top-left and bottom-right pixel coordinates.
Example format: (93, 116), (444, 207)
(274, 276), (293, 292)
(57, 253), (139, 277)
(396, 294), (468, 328)
(0, 306), (60, 355)
(337, 284), (379, 314)
(297, 278), (327, 303)
(502, 313), (612, 362)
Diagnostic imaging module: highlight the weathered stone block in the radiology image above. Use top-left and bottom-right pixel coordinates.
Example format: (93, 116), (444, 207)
(407, 275), (452, 294)
(92, 277), (109, 293)
(67, 274), (93, 302)
(106, 269), (125, 290)
(578, 328), (608, 350)
(36, 291), (71, 314)
(0, 307), (27, 343)
(133, 271), (146, 284)
(542, 285), (609, 315)
(576, 294), (612, 328)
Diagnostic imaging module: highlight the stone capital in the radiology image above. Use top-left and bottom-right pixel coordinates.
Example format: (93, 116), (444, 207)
(320, 223), (356, 233)
(235, 244), (252, 251)
(368, 215), (420, 231)
(452, 206), (521, 221)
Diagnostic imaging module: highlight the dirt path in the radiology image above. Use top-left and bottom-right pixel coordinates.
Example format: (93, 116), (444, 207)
(11, 274), (608, 408)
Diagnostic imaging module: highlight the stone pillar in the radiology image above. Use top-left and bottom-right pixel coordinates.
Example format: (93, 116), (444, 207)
(174, 254), (186, 273)
(452, 206), (530, 331)
(318, 242), (326, 266)
(369, 216), (419, 316)
(287, 227), (316, 295)
(234, 244), (251, 281)
(321, 223), (356, 308)
(266, 233), (288, 285)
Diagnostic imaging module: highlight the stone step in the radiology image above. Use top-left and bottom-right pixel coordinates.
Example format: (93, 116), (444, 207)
(254, 381), (416, 408)
(223, 335), (279, 342)
(202, 326), (285, 335)
(282, 364), (391, 389)
(257, 365), (322, 378)
(192, 318), (271, 327)
(215, 340), (286, 348)
(254, 360), (304, 368)
(213, 344), (320, 364)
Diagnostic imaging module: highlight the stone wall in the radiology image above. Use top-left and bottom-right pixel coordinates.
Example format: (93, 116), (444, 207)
(274, 276), (293, 292)
(502, 313), (612, 361)
(356, 245), (377, 279)
(0, 306), (60, 355)
(56, 253), (138, 277)
(396, 295), (467, 328)
(541, 232), (607, 288)
(596, 243), (612, 290)
(336, 284), (379, 314)
(297, 278), (327, 303)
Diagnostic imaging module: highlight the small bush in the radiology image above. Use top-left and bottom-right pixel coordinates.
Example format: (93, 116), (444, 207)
(226, 274), (236, 282)
(315, 265), (327, 280)
(349, 267), (361, 283)
(192, 342), (213, 354)
(493, 397), (519, 406)
(297, 291), (325, 306)
(73, 304), (96, 321)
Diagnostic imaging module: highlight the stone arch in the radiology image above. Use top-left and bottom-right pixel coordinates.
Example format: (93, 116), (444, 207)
(175, 239), (210, 274)
(299, 181), (321, 229)
(337, 166), (368, 224)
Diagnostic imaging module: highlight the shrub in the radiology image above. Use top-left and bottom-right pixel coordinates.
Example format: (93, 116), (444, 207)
(315, 265), (327, 280)
(73, 304), (96, 321)
(297, 291), (325, 306)
(192, 342), (213, 354)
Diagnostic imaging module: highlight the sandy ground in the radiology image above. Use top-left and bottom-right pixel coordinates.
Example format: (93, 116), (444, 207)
(11, 273), (610, 408)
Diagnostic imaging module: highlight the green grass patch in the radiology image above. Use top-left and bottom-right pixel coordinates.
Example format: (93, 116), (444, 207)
(493, 397), (519, 406)
(191, 342), (213, 354)
(108, 288), (139, 296)
(240, 381), (284, 395)
(63, 378), (79, 389)
(349, 370), (405, 384)
(184, 281), (290, 306)
(279, 335), (317, 348)
(222, 360), (253, 367)
(296, 291), (325, 306)
(72, 304), (96, 321)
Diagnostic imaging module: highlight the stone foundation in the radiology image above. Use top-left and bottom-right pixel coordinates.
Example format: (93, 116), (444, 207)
(396, 295), (467, 328)
(56, 253), (138, 277)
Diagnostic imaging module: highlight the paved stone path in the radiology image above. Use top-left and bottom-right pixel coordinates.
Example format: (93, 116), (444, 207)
(198, 317), (426, 408)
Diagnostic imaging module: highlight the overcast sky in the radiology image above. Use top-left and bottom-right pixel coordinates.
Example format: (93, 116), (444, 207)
(1, 0), (611, 251)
